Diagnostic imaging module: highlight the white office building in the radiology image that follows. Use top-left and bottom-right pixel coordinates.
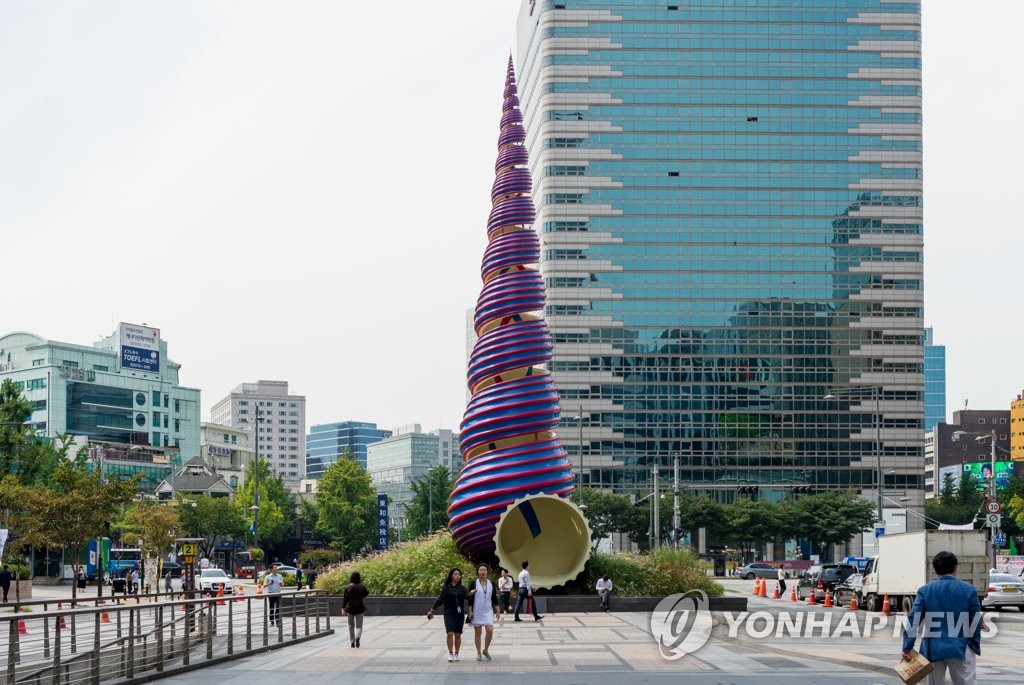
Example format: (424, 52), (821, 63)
(210, 380), (306, 480)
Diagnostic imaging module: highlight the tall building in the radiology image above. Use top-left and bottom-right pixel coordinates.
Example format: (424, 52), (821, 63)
(924, 327), (946, 432)
(198, 421), (255, 491)
(305, 420), (392, 476)
(0, 327), (200, 491)
(1009, 390), (1024, 461)
(516, 1), (925, 534)
(367, 425), (463, 523)
(210, 380), (306, 479)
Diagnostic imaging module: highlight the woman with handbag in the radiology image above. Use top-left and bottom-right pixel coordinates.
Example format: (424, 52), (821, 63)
(426, 567), (468, 662)
(342, 572), (369, 648)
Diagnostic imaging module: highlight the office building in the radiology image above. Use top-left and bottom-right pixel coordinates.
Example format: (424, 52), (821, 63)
(210, 380), (306, 479)
(516, 1), (926, 538)
(367, 425), (463, 520)
(198, 421), (255, 491)
(305, 421), (391, 476)
(1009, 390), (1024, 461)
(0, 326), (200, 491)
(926, 410), (1014, 499)
(923, 328), (946, 432)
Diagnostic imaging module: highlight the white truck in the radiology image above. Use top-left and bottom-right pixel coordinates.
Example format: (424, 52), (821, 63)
(861, 530), (988, 614)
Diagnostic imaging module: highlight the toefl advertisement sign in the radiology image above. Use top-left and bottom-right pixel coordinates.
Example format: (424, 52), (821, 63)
(119, 322), (160, 372)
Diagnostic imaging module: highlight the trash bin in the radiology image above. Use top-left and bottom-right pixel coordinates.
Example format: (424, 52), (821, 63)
(112, 578), (127, 595)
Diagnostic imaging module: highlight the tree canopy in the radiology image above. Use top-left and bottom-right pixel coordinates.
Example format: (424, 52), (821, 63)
(313, 457), (378, 555)
(403, 465), (455, 539)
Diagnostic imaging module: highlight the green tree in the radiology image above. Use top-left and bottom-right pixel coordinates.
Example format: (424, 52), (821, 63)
(314, 458), (378, 554)
(32, 462), (138, 598)
(235, 460), (293, 548)
(0, 380), (76, 485)
(177, 494), (246, 560)
(575, 488), (635, 548)
(996, 476), (1024, 539)
(403, 466), (454, 539)
(789, 490), (875, 560)
(722, 498), (787, 562)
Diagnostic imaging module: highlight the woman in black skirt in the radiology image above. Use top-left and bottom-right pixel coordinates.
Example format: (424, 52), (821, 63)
(427, 567), (468, 662)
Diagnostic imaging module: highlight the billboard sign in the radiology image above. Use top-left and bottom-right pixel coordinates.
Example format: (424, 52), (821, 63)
(119, 323), (160, 372)
(962, 461), (1015, 488)
(377, 494), (389, 550)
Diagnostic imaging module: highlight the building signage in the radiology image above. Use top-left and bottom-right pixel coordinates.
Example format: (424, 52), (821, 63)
(208, 445), (232, 457)
(0, 362), (12, 372)
(119, 323), (160, 372)
(377, 494), (389, 550)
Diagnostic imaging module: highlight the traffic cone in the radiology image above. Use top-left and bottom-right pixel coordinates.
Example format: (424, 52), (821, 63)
(757, 578), (765, 596)
(806, 588), (817, 605)
(58, 603), (68, 629)
(216, 585), (226, 606)
(881, 594), (891, 616)
(789, 587), (797, 602)
(17, 619), (28, 635)
(771, 583), (781, 599)
(848, 593), (859, 611)
(100, 602), (111, 624)
(761, 579), (768, 597)
(255, 582), (263, 596)
(234, 585), (245, 603)
(823, 590), (833, 608)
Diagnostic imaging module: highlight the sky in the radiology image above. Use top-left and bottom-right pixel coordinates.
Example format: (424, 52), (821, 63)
(0, 2), (1020, 432)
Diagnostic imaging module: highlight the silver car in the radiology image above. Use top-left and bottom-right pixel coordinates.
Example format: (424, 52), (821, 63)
(983, 573), (1024, 610)
(737, 562), (781, 580)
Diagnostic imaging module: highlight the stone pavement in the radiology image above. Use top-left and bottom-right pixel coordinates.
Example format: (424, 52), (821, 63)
(142, 610), (1016, 685)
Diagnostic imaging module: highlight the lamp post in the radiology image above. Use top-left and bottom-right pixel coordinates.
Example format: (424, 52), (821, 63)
(574, 405), (584, 506)
(824, 386), (884, 529)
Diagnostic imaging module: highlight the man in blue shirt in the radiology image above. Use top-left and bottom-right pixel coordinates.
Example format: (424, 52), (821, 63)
(901, 551), (981, 684)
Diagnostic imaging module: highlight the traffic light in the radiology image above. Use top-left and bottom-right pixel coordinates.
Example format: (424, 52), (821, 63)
(737, 486), (759, 495)
(790, 486), (813, 494)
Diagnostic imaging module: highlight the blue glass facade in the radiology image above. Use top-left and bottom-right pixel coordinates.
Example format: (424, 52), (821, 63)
(305, 421), (391, 476)
(517, 1), (925, 505)
(923, 327), (946, 433)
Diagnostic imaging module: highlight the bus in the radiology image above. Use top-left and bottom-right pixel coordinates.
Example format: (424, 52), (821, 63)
(108, 548), (143, 578)
(233, 550), (264, 579)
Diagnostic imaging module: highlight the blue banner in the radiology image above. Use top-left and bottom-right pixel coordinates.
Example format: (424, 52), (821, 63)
(377, 494), (389, 550)
(121, 345), (160, 372)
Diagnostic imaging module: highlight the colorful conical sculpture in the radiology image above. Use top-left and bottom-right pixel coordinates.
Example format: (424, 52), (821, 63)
(448, 58), (591, 589)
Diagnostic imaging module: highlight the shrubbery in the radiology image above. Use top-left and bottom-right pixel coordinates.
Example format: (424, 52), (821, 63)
(316, 531), (722, 597)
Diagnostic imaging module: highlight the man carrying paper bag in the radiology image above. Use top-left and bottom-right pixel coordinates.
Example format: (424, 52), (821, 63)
(900, 551), (982, 685)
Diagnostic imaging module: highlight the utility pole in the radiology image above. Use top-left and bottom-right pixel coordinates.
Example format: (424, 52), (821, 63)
(672, 455), (680, 549)
(653, 466), (660, 551)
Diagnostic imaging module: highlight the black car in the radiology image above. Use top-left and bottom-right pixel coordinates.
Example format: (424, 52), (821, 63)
(160, 561), (184, 578)
(833, 573), (864, 608)
(796, 563), (857, 602)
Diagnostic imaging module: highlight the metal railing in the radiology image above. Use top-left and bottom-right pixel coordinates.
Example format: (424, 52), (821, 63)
(0, 588), (332, 685)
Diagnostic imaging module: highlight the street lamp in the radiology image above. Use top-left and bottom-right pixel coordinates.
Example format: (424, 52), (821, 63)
(952, 429), (999, 569)
(824, 387), (883, 529)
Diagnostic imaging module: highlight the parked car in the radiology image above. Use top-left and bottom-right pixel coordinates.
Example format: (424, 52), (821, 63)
(197, 568), (234, 596)
(833, 573), (864, 608)
(983, 572), (1024, 611)
(796, 563), (857, 602)
(160, 561), (184, 578)
(736, 562), (781, 580)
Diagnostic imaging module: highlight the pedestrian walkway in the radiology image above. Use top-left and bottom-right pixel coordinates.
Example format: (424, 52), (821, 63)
(144, 611), (951, 685)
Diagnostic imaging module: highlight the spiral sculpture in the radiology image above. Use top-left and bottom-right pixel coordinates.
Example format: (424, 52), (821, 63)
(448, 58), (591, 589)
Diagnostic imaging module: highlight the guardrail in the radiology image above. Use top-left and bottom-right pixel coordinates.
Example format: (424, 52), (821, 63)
(0, 589), (332, 685)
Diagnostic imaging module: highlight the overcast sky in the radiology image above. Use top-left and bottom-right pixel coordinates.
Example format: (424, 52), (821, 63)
(0, 2), (1019, 432)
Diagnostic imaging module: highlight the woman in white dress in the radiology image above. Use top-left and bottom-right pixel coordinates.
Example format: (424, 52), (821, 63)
(467, 563), (501, 661)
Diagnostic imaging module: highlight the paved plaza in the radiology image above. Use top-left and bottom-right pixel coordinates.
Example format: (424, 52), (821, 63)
(17, 580), (1024, 684)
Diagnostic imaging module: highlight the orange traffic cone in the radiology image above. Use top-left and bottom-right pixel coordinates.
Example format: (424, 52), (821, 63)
(58, 603), (68, 629)
(823, 590), (833, 608)
(771, 583), (781, 599)
(216, 585), (226, 606)
(790, 586), (797, 602)
(255, 582), (263, 596)
(234, 585), (245, 603)
(17, 619), (28, 635)
(807, 588), (817, 605)
(881, 594), (891, 616)
(100, 602), (111, 624)
(757, 578), (766, 597)
(848, 593), (859, 611)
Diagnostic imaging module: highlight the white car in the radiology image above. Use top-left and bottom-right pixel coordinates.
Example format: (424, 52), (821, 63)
(198, 568), (234, 596)
(984, 573), (1024, 610)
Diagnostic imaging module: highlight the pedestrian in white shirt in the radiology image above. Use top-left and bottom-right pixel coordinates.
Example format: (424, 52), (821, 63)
(596, 575), (613, 611)
(513, 560), (543, 621)
(497, 568), (513, 613)
(468, 564), (500, 661)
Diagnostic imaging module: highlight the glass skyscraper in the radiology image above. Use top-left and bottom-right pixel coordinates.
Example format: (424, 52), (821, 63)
(516, 0), (924, 519)
(923, 327), (946, 433)
(305, 421), (392, 475)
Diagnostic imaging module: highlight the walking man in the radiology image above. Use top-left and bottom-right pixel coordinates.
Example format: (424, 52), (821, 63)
(0, 565), (12, 603)
(513, 560), (543, 622)
(777, 567), (787, 596)
(901, 551), (982, 684)
(497, 568), (513, 613)
(263, 563), (284, 626)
